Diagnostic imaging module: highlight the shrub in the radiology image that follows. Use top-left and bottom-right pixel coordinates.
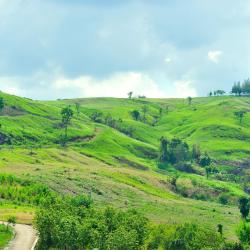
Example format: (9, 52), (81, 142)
(237, 222), (250, 245)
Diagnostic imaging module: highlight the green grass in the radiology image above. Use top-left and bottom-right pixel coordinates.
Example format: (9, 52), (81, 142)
(0, 92), (250, 240)
(0, 224), (13, 250)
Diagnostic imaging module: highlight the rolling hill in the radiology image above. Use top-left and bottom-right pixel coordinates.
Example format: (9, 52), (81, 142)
(0, 91), (250, 240)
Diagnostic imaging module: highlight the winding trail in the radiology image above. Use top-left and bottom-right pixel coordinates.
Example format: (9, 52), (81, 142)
(1, 222), (37, 250)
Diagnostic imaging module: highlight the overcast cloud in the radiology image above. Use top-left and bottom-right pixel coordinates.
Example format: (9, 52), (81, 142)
(0, 0), (250, 99)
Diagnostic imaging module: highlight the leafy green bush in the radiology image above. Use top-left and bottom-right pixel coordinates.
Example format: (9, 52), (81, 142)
(147, 223), (224, 250)
(237, 222), (250, 245)
(35, 197), (149, 250)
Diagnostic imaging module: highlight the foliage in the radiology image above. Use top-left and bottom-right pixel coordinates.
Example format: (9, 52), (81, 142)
(234, 110), (246, 125)
(237, 222), (250, 245)
(159, 137), (190, 165)
(35, 197), (149, 250)
(238, 197), (250, 220)
(0, 174), (55, 206)
(61, 106), (74, 142)
(0, 97), (4, 112)
(147, 223), (224, 250)
(0, 224), (13, 249)
(199, 153), (211, 167)
(131, 110), (141, 121)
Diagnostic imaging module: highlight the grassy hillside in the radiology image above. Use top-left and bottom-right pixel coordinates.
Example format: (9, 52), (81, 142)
(0, 91), (250, 239)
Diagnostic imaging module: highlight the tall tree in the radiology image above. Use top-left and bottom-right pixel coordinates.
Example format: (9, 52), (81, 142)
(159, 136), (169, 162)
(238, 197), (250, 220)
(234, 110), (246, 125)
(61, 106), (74, 141)
(128, 91), (133, 99)
(232, 81), (242, 96)
(187, 96), (192, 105)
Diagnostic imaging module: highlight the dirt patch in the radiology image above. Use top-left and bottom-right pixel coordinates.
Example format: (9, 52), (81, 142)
(0, 105), (26, 116)
(69, 135), (96, 142)
(114, 156), (148, 170)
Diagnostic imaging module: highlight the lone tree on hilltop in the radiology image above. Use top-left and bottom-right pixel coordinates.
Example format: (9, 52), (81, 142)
(61, 106), (74, 142)
(187, 96), (192, 105)
(238, 197), (250, 220)
(234, 110), (246, 125)
(128, 91), (133, 99)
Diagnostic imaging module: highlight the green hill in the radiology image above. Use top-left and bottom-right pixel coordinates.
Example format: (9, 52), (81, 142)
(0, 91), (250, 239)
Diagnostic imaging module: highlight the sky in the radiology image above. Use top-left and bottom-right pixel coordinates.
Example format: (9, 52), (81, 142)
(0, 0), (250, 99)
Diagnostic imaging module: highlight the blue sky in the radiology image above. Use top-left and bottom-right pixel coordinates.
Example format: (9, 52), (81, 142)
(0, 0), (249, 99)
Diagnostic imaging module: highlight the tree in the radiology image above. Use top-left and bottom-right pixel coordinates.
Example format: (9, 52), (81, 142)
(90, 111), (103, 123)
(238, 197), (249, 220)
(234, 110), (246, 125)
(128, 91), (133, 99)
(192, 144), (201, 163)
(242, 78), (250, 95)
(199, 153), (211, 167)
(131, 110), (140, 121)
(0, 97), (4, 113)
(159, 107), (163, 117)
(209, 91), (213, 97)
(61, 106), (74, 141)
(159, 137), (169, 163)
(232, 81), (242, 96)
(187, 96), (192, 105)
(75, 103), (80, 117)
(217, 224), (223, 237)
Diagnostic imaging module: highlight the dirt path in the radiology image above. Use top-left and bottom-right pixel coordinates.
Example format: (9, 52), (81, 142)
(2, 222), (37, 250)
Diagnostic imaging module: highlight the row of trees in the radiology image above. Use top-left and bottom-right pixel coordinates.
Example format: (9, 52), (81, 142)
(209, 90), (226, 96)
(232, 79), (250, 96)
(159, 137), (211, 166)
(90, 111), (135, 137)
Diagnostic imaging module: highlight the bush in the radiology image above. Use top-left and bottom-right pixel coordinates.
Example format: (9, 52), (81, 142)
(175, 162), (196, 173)
(147, 223), (224, 250)
(35, 198), (149, 250)
(237, 222), (250, 245)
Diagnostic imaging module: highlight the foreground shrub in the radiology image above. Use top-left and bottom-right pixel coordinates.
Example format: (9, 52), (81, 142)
(146, 223), (224, 250)
(237, 222), (250, 245)
(35, 196), (149, 250)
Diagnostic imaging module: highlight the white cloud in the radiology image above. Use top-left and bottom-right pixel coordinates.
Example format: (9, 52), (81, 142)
(0, 77), (23, 96)
(53, 72), (165, 98)
(164, 57), (172, 63)
(173, 80), (197, 98)
(207, 50), (223, 63)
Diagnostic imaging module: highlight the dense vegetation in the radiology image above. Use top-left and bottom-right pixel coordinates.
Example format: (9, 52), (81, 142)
(0, 224), (13, 250)
(0, 91), (250, 247)
(35, 195), (241, 250)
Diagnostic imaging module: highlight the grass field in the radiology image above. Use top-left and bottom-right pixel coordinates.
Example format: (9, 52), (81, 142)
(0, 92), (250, 240)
